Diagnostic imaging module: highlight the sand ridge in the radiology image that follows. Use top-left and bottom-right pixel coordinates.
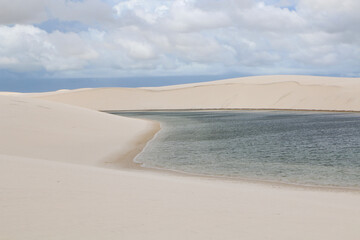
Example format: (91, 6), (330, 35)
(24, 75), (360, 112)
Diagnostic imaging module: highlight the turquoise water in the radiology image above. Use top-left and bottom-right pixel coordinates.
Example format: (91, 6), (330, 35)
(113, 111), (360, 188)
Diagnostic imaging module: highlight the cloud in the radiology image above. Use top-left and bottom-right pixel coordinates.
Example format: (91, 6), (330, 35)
(0, 0), (114, 26)
(298, 0), (360, 33)
(0, 0), (359, 78)
(0, 0), (48, 24)
(0, 25), (98, 71)
(236, 2), (306, 32)
(49, 0), (115, 26)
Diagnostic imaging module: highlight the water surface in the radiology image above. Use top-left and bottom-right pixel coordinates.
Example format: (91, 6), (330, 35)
(114, 111), (360, 188)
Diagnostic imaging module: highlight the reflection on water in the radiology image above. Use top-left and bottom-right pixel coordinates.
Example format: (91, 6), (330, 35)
(113, 111), (360, 188)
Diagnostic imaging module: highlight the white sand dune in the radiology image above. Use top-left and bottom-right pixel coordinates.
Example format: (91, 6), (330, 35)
(1, 75), (360, 239)
(0, 95), (157, 166)
(26, 75), (360, 111)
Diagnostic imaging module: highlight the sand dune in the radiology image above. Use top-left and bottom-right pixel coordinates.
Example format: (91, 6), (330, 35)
(1, 76), (360, 239)
(26, 75), (360, 111)
(0, 95), (157, 166)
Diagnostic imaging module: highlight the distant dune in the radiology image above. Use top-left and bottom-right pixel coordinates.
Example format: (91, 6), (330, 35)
(23, 75), (360, 112)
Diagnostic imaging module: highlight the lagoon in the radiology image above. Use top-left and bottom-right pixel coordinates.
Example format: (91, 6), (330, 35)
(114, 111), (360, 188)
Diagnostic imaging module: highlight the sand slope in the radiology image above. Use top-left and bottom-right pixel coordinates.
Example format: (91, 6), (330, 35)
(0, 95), (156, 166)
(27, 75), (360, 111)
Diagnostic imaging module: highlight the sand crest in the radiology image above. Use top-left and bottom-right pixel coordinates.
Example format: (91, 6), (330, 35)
(23, 75), (360, 112)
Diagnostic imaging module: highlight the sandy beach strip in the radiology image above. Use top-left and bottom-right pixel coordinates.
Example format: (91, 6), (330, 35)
(1, 76), (360, 239)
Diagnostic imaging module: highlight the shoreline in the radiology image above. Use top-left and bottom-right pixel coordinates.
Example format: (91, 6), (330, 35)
(110, 113), (360, 194)
(104, 108), (360, 114)
(102, 119), (161, 169)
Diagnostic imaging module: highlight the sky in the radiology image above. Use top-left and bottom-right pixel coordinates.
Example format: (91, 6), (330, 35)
(0, 0), (359, 92)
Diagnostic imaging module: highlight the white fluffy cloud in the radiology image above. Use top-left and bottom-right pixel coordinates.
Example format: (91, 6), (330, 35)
(0, 25), (97, 71)
(0, 0), (359, 77)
